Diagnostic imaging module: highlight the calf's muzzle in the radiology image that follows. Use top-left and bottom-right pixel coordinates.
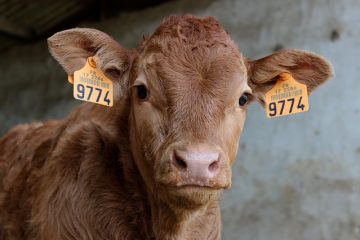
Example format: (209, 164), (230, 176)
(169, 144), (225, 187)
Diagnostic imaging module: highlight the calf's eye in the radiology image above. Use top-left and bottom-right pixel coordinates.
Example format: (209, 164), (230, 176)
(137, 85), (149, 100)
(239, 93), (250, 107)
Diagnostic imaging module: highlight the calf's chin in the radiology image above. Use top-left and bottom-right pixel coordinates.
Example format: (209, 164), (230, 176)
(158, 185), (222, 210)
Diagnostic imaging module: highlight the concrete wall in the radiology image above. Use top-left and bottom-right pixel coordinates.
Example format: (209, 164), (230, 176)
(1, 0), (359, 239)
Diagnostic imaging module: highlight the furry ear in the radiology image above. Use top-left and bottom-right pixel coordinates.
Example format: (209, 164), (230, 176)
(247, 50), (334, 105)
(48, 28), (131, 82)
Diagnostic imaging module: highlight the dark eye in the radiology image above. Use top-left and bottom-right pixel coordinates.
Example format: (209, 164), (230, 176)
(239, 93), (250, 107)
(137, 85), (149, 100)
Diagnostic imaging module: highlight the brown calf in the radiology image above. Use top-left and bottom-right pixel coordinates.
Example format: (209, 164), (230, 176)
(0, 15), (333, 239)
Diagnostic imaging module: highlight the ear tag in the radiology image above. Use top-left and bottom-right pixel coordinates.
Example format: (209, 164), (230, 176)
(265, 73), (309, 118)
(70, 57), (113, 107)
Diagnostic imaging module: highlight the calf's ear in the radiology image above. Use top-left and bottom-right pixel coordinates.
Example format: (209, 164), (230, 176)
(247, 50), (334, 105)
(48, 28), (132, 93)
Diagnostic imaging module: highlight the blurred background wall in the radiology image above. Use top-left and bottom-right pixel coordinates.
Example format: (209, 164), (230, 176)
(1, 0), (359, 239)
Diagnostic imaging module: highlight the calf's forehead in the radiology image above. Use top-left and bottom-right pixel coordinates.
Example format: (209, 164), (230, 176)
(136, 43), (249, 101)
(133, 15), (249, 93)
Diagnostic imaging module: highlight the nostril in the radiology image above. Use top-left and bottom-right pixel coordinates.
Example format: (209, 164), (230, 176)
(174, 155), (187, 170)
(208, 160), (219, 172)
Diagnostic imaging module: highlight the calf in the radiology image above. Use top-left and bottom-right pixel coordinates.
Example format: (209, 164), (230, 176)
(0, 15), (333, 239)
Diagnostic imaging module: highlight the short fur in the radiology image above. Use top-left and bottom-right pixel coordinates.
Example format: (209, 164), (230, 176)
(0, 15), (333, 240)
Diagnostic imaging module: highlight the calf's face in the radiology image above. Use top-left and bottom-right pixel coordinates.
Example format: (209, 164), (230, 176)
(48, 16), (333, 210)
(129, 42), (251, 209)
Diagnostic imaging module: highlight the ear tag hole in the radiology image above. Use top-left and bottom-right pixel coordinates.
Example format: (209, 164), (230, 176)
(88, 57), (97, 68)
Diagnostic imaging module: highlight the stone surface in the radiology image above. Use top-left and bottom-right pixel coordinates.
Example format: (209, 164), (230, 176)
(1, 0), (359, 239)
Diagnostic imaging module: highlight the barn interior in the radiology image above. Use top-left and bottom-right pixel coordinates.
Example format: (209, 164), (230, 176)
(0, 0), (359, 239)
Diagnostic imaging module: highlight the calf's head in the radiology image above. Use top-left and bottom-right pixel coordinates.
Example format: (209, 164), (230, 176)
(49, 15), (333, 210)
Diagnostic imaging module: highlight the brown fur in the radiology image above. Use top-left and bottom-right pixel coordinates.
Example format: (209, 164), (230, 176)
(0, 15), (333, 239)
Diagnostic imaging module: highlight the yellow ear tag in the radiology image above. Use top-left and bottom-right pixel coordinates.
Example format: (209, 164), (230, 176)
(71, 57), (113, 107)
(265, 73), (309, 118)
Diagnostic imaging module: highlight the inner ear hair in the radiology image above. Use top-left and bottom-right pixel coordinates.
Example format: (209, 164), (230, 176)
(48, 28), (131, 80)
(247, 49), (334, 96)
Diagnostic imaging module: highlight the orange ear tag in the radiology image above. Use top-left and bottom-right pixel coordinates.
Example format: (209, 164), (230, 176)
(265, 73), (309, 118)
(70, 57), (113, 107)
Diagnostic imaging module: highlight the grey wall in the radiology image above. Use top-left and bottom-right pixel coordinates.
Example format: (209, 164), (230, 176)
(1, 0), (359, 239)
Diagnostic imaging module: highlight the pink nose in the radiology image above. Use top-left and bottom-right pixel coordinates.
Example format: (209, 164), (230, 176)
(173, 149), (220, 182)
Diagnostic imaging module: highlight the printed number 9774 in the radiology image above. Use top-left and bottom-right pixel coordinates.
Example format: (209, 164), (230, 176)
(268, 97), (305, 117)
(76, 84), (111, 105)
